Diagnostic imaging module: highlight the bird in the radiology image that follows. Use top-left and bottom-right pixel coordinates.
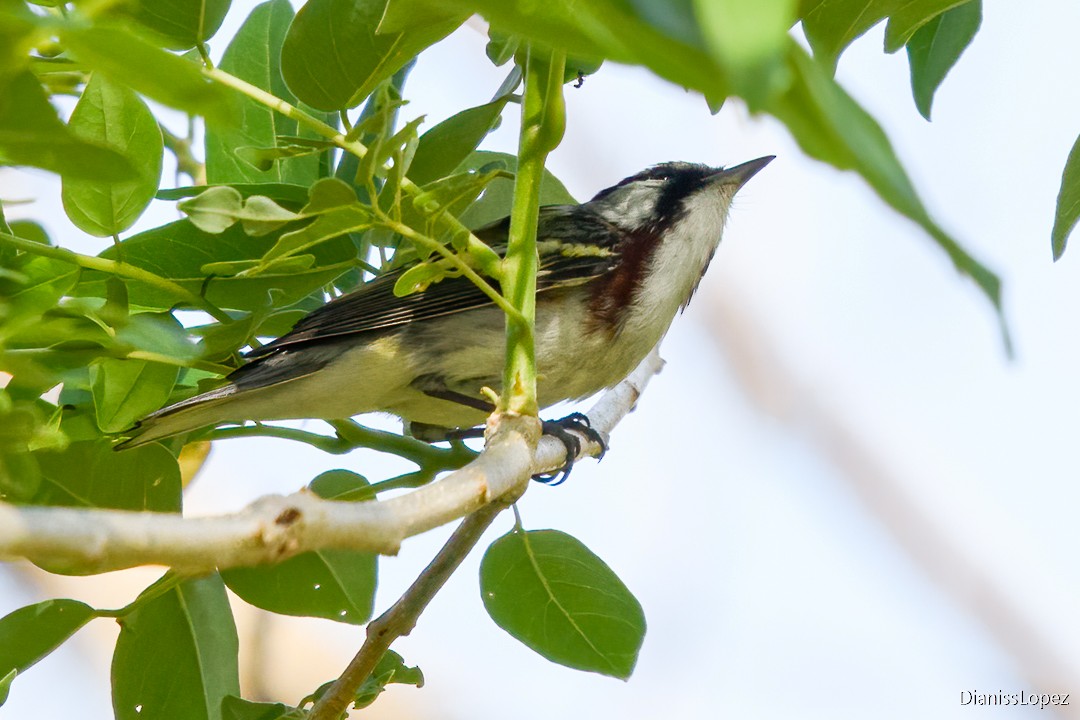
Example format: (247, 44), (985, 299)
(118, 156), (773, 456)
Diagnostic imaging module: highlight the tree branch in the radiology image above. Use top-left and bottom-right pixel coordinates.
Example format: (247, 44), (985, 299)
(308, 487), (521, 720)
(0, 348), (663, 574)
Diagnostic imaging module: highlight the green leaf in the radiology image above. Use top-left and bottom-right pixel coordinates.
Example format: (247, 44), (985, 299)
(34, 440), (181, 512)
(301, 177), (361, 213)
(334, 61), (414, 191)
(234, 143), (326, 173)
(91, 358), (179, 434)
(766, 42), (1003, 323)
(410, 167), (510, 219)
(302, 650), (422, 710)
(0, 70), (136, 181)
(432, 0), (727, 104)
(221, 548), (377, 624)
(207, 0), (318, 185)
(799, 0), (895, 72)
(408, 96), (510, 185)
(350, 650), (423, 709)
(798, 0), (975, 70)
(263, 204), (371, 262)
(693, 0), (796, 109)
(158, 183), (311, 206)
(112, 576), (240, 720)
(0, 668), (12, 706)
(74, 221), (355, 313)
(61, 73), (163, 237)
(122, 0), (232, 50)
(480, 528), (646, 679)
(1052, 133), (1080, 260)
(190, 313), (257, 360)
(59, 25), (237, 127)
(0, 600), (95, 686)
(280, 0), (466, 111)
(393, 260), (444, 296)
(220, 471), (376, 624)
(0, 447), (41, 502)
(221, 696), (303, 720)
(884, 0), (973, 52)
(7, 221), (50, 246)
(905, 0), (980, 120)
(0, 256), (79, 333)
(357, 115), (423, 192)
(456, 151), (577, 228)
(114, 311), (201, 363)
(377, 0), (469, 33)
(307, 468), (375, 502)
(178, 187), (299, 235)
(485, 27), (518, 66)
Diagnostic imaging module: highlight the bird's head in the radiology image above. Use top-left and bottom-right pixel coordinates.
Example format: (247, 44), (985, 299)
(586, 156), (774, 236)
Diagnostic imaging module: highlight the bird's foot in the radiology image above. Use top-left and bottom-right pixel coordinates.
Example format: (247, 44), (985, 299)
(409, 413), (606, 486)
(534, 412), (607, 486)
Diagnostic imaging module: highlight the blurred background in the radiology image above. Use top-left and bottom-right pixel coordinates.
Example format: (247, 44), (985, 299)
(3, 1), (1080, 718)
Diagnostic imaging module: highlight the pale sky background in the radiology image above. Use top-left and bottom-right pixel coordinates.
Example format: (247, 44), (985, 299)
(3, 2), (1080, 719)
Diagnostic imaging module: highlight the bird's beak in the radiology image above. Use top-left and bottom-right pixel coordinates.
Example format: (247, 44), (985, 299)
(710, 155), (775, 189)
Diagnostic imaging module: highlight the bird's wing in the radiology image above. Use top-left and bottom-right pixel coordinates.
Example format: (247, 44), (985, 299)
(244, 205), (624, 359)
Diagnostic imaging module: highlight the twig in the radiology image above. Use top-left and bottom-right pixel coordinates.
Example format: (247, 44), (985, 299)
(0, 347), (663, 574)
(207, 420), (476, 470)
(0, 230), (231, 324)
(159, 122), (205, 184)
(308, 487), (523, 720)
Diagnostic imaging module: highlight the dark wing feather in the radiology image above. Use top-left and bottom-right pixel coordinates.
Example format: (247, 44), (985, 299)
(244, 205), (625, 359)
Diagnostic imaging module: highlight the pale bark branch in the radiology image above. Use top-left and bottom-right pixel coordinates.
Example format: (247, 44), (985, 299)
(0, 348), (663, 575)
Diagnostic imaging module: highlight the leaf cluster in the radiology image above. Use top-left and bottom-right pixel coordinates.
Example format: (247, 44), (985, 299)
(0, 0), (1066, 716)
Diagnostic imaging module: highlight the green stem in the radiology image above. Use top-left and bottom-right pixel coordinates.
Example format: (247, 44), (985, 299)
(203, 67), (371, 170)
(380, 218), (522, 323)
(327, 419), (472, 467)
(367, 469), (436, 494)
(97, 571), (184, 618)
(196, 42), (213, 70)
(201, 67), (505, 304)
(0, 231), (231, 324)
(499, 48), (566, 416)
(159, 122), (205, 182)
(124, 350), (233, 375)
(206, 420), (476, 471)
(207, 424), (356, 454)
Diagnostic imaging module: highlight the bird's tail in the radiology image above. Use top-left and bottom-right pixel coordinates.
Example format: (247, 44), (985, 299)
(114, 384), (239, 450)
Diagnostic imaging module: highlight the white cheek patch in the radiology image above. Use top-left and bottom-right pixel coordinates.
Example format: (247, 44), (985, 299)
(632, 186), (734, 319)
(595, 180), (665, 230)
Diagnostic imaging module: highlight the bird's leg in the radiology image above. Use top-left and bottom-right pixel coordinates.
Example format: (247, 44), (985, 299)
(417, 389), (607, 485)
(419, 388), (494, 413)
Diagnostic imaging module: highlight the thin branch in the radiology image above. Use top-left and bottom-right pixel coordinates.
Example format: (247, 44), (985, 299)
(0, 348), (663, 574)
(378, 218), (521, 323)
(201, 67), (506, 302)
(308, 488), (522, 720)
(0, 230), (231, 324)
(159, 122), (205, 184)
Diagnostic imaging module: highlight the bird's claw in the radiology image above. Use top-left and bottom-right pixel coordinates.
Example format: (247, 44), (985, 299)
(533, 412), (607, 486)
